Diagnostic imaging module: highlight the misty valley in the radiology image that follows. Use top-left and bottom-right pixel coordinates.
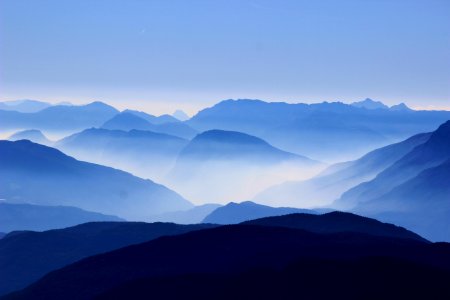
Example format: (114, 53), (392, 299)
(0, 98), (450, 299)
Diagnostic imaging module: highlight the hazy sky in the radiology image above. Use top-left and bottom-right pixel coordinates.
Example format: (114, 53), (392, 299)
(1, 0), (449, 114)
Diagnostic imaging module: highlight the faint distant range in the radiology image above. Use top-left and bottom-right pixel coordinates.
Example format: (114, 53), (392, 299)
(2, 97), (450, 161)
(187, 98), (450, 161)
(0, 99), (71, 113)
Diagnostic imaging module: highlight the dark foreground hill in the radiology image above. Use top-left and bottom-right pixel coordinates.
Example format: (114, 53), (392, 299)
(0, 222), (216, 296)
(5, 214), (446, 300)
(243, 211), (426, 242)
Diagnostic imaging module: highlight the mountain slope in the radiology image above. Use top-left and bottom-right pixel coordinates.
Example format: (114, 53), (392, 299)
(6, 222), (449, 300)
(168, 130), (321, 203)
(0, 203), (122, 232)
(255, 132), (431, 207)
(337, 120), (450, 209)
(202, 201), (317, 224)
(56, 128), (188, 180)
(355, 159), (450, 241)
(0, 222), (216, 296)
(0, 140), (192, 220)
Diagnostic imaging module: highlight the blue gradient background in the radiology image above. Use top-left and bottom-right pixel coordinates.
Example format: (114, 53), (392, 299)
(0, 0), (449, 113)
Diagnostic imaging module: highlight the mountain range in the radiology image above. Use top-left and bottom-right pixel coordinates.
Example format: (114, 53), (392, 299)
(5, 213), (447, 300)
(0, 101), (118, 132)
(0, 140), (192, 220)
(0, 202), (122, 232)
(0, 222), (216, 296)
(102, 111), (197, 139)
(255, 131), (431, 207)
(187, 99), (450, 161)
(56, 128), (188, 180)
(0, 100), (53, 113)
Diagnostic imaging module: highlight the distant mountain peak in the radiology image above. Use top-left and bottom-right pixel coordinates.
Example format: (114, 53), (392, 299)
(84, 101), (116, 109)
(173, 109), (190, 121)
(390, 103), (411, 111)
(351, 98), (389, 110)
(9, 129), (51, 145)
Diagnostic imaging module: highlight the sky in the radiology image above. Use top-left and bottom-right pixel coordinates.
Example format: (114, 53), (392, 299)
(0, 0), (449, 115)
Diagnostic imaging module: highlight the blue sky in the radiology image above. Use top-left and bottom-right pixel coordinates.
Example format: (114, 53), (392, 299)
(0, 0), (449, 114)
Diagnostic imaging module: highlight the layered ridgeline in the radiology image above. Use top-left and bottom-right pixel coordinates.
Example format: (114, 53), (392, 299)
(187, 99), (450, 161)
(0, 222), (216, 296)
(334, 121), (450, 241)
(0, 101), (118, 132)
(0, 203), (122, 232)
(202, 201), (317, 224)
(255, 132), (431, 207)
(0, 100), (53, 113)
(56, 128), (189, 180)
(148, 204), (222, 224)
(102, 111), (197, 139)
(6, 214), (449, 300)
(167, 130), (322, 204)
(8, 130), (53, 146)
(0, 140), (192, 220)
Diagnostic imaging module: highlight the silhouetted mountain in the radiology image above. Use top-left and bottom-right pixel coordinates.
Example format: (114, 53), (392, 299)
(0, 101), (119, 131)
(8, 130), (52, 146)
(202, 201), (317, 224)
(187, 99), (450, 161)
(102, 112), (197, 139)
(96, 258), (450, 300)
(355, 159), (450, 241)
(173, 109), (190, 121)
(56, 128), (188, 180)
(0, 222), (216, 296)
(149, 204), (222, 224)
(255, 132), (431, 207)
(0, 100), (51, 113)
(337, 120), (450, 209)
(0, 202), (122, 232)
(243, 211), (426, 242)
(351, 98), (389, 110)
(168, 130), (321, 203)
(0, 140), (192, 220)
(0, 233), (5, 239)
(7, 223), (449, 300)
